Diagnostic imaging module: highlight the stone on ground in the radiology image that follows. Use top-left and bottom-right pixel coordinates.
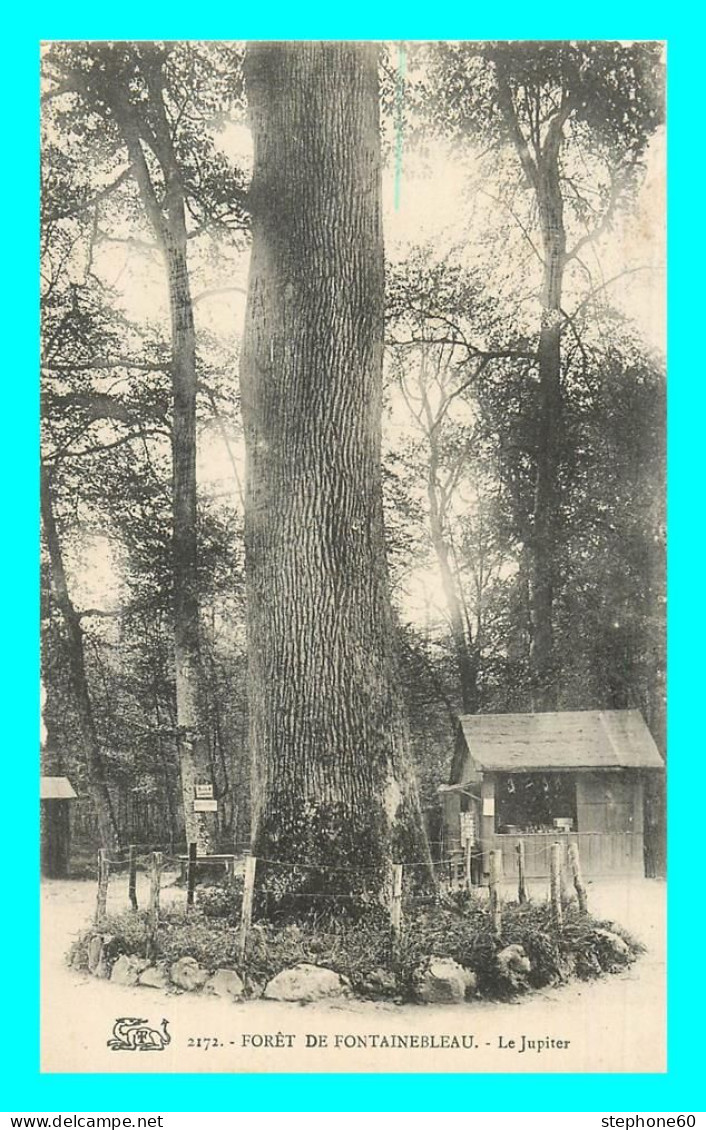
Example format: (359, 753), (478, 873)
(361, 967), (397, 995)
(263, 963), (346, 1002)
(593, 928), (631, 960)
(110, 954), (150, 986)
(496, 943), (532, 986)
(87, 933), (114, 979)
(414, 958), (475, 1004)
(138, 964), (170, 990)
(170, 955), (209, 991)
(204, 968), (245, 1000)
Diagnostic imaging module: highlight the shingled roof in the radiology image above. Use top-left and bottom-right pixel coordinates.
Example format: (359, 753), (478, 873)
(457, 710), (664, 773)
(40, 776), (78, 800)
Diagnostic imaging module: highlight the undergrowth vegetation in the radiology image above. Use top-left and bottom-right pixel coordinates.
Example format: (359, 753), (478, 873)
(68, 879), (643, 1002)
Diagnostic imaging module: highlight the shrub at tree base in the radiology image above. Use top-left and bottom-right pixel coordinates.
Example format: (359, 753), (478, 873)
(67, 888), (643, 1003)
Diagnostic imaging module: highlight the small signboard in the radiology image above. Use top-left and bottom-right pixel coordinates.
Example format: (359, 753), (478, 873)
(482, 796), (495, 817)
(460, 812), (476, 846)
(195, 784), (214, 800)
(193, 798), (218, 812)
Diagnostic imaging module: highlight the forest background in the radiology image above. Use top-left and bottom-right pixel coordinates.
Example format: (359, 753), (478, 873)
(39, 42), (666, 873)
(1, 8), (701, 1115)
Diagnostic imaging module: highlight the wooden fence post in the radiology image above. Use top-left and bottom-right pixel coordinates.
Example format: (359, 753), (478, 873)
(488, 849), (502, 938)
(128, 845), (138, 912)
(516, 839), (528, 904)
(550, 842), (563, 929)
(186, 841), (197, 912)
(560, 839), (574, 903)
(147, 851), (162, 958)
(568, 840), (588, 914)
(464, 838), (472, 891)
(239, 853), (256, 966)
(389, 863), (403, 952)
(94, 849), (109, 927)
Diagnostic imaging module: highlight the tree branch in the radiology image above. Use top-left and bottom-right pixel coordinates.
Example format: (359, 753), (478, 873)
(42, 389), (169, 426)
(44, 358), (170, 374)
(493, 67), (539, 192)
(568, 265), (658, 321)
(193, 285), (247, 307)
(44, 166), (134, 223)
(60, 427), (168, 459)
(565, 168), (624, 264)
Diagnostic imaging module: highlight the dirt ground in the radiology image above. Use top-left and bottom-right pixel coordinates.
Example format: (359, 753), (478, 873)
(40, 870), (665, 1074)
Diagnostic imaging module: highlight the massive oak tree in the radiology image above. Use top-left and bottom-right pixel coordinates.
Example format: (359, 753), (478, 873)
(241, 42), (431, 906)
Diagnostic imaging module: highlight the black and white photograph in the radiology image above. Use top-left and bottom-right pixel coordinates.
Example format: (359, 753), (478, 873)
(39, 39), (666, 1074)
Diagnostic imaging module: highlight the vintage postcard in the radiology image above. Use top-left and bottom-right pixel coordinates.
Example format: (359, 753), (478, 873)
(39, 39), (666, 1075)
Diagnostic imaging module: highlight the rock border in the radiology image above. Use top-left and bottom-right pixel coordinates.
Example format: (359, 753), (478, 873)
(84, 933), (527, 1005)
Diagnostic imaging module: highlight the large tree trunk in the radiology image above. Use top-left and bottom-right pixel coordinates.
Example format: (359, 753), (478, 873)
(40, 464), (119, 849)
(241, 42), (432, 909)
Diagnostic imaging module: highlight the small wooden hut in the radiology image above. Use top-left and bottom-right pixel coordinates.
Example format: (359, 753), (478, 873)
(40, 776), (78, 877)
(441, 710), (664, 880)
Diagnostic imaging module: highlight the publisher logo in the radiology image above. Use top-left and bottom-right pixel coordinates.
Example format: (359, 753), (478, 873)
(107, 1018), (171, 1051)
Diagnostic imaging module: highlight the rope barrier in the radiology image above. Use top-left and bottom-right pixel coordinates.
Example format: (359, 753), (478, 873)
(248, 856), (437, 873)
(90, 846), (586, 973)
(266, 891), (365, 901)
(99, 846), (570, 874)
(102, 853), (186, 868)
(102, 853), (467, 873)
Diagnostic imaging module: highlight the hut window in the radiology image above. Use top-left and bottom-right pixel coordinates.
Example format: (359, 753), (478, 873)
(495, 773), (577, 834)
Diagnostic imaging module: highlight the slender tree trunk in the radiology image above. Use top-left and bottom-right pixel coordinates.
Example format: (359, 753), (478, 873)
(40, 464), (119, 849)
(493, 65), (570, 713)
(241, 42), (432, 908)
(108, 70), (218, 851)
(426, 447), (479, 714)
(162, 206), (217, 852)
(529, 142), (566, 712)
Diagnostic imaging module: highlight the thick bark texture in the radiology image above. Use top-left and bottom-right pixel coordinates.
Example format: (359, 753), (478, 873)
(241, 42), (431, 907)
(40, 464), (119, 849)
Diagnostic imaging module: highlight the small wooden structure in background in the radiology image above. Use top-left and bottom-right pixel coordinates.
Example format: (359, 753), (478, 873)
(40, 775), (78, 877)
(442, 710), (664, 882)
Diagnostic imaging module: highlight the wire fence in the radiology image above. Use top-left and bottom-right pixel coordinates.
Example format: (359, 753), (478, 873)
(91, 834), (591, 964)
